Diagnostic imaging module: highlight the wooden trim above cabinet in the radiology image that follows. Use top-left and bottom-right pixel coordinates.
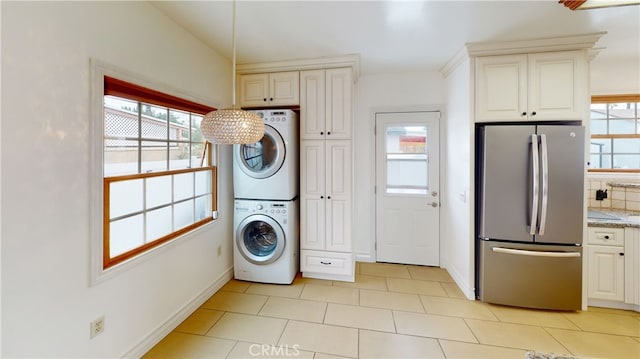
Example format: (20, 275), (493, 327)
(592, 94), (640, 103)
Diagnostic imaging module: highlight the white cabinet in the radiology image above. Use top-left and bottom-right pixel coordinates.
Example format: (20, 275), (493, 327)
(237, 71), (299, 108)
(300, 68), (352, 140)
(300, 138), (353, 281)
(587, 227), (625, 302)
(476, 50), (586, 122)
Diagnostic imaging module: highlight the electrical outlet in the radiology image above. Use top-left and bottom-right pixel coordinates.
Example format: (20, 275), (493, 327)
(90, 316), (105, 338)
(217, 245), (222, 256)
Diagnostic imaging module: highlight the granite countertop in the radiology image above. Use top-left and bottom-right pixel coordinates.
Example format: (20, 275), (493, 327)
(587, 209), (640, 228)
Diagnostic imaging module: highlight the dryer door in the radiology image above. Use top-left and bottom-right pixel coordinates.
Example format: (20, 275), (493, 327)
(236, 214), (285, 265)
(235, 125), (285, 179)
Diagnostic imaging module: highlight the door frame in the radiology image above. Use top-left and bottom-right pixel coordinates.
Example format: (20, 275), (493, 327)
(371, 105), (445, 264)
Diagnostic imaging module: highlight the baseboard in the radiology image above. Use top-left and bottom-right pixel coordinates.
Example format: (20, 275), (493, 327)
(354, 253), (374, 263)
(121, 266), (234, 358)
(442, 263), (475, 300)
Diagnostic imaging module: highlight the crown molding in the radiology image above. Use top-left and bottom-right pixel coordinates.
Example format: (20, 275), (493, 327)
(465, 32), (607, 57)
(236, 54), (361, 79)
(439, 46), (470, 78)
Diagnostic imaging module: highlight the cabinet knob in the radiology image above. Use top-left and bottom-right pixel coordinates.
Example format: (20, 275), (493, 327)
(521, 112), (527, 116)
(327, 196), (331, 199)
(263, 98), (267, 102)
(327, 131), (331, 135)
(604, 235), (610, 239)
(270, 97), (273, 101)
(320, 132), (324, 135)
(531, 111), (537, 116)
(320, 196), (324, 199)
(619, 253), (624, 256)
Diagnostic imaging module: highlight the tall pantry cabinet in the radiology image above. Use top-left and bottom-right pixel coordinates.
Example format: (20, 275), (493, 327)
(299, 68), (355, 281)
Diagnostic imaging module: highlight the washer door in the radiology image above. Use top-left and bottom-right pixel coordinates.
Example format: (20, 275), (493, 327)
(236, 214), (285, 265)
(235, 125), (285, 179)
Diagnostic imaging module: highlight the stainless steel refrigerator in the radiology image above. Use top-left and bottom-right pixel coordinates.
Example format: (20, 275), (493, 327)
(476, 123), (585, 311)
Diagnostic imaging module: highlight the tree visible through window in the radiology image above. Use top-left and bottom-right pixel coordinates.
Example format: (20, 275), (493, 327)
(589, 95), (640, 172)
(103, 77), (217, 269)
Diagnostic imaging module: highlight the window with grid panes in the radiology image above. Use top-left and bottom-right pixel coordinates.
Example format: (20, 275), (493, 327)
(102, 76), (217, 269)
(589, 95), (640, 172)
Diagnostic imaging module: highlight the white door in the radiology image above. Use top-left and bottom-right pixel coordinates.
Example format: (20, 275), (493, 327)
(375, 111), (440, 266)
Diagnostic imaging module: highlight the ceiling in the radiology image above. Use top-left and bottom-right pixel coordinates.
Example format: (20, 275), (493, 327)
(151, 1), (640, 75)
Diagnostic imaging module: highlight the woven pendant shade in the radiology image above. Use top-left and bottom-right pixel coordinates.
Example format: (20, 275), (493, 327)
(201, 107), (264, 144)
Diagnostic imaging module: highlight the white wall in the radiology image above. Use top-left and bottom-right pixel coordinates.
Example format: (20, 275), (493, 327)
(1, 2), (235, 357)
(591, 57), (640, 95)
(441, 58), (475, 299)
(352, 72), (445, 261)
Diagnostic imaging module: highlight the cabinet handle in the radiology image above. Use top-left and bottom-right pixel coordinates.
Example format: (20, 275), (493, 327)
(521, 112), (527, 116)
(531, 111), (537, 116)
(320, 261), (332, 265)
(619, 253), (624, 256)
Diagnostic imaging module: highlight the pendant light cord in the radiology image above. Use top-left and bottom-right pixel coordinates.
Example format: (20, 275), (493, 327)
(231, 0), (237, 108)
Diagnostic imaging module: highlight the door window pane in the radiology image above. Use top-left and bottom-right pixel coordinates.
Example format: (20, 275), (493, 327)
(385, 126), (428, 195)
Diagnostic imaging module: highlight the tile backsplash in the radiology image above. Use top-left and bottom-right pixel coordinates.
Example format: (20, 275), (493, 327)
(588, 175), (640, 212)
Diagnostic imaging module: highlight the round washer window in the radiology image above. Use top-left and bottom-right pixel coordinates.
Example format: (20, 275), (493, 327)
(236, 125), (285, 179)
(236, 214), (285, 265)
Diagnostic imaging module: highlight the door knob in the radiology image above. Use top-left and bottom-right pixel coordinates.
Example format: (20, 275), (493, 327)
(430, 202), (438, 208)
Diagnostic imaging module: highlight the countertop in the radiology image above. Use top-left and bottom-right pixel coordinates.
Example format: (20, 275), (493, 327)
(587, 209), (640, 228)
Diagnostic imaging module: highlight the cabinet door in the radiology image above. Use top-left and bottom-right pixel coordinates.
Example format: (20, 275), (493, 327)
(528, 50), (586, 120)
(238, 73), (269, 107)
(300, 70), (326, 140)
(269, 71), (300, 106)
(588, 245), (625, 302)
(325, 68), (352, 139)
(476, 54), (527, 122)
(326, 140), (352, 252)
(300, 140), (326, 250)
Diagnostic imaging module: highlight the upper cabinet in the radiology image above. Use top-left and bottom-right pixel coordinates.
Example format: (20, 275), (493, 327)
(238, 71), (299, 108)
(300, 68), (352, 140)
(476, 50), (587, 122)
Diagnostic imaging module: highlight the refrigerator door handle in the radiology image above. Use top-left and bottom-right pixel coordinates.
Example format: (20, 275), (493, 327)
(492, 247), (581, 258)
(539, 134), (549, 235)
(529, 134), (539, 235)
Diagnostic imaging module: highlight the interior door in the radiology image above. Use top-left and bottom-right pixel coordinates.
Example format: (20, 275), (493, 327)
(375, 111), (440, 266)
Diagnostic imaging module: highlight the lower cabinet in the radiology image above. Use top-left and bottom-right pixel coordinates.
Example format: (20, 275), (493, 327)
(299, 139), (354, 282)
(587, 244), (625, 302)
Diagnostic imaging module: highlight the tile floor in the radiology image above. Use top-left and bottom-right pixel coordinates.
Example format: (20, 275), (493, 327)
(144, 262), (640, 358)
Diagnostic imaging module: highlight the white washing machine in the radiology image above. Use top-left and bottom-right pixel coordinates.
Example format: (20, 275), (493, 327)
(233, 109), (298, 200)
(233, 198), (299, 284)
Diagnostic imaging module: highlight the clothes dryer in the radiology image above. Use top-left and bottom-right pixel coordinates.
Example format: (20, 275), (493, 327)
(233, 198), (299, 284)
(233, 109), (298, 200)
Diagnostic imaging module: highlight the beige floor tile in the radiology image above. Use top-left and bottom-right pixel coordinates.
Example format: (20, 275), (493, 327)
(324, 303), (395, 332)
(407, 265), (455, 282)
(360, 289), (424, 313)
(465, 319), (569, 353)
(487, 304), (581, 330)
(441, 282), (467, 299)
(278, 320), (358, 358)
(420, 296), (498, 321)
(245, 282), (304, 298)
(563, 310), (640, 337)
(359, 329), (445, 358)
(313, 354), (353, 359)
(359, 262), (411, 278)
(393, 310), (477, 342)
(174, 308), (224, 335)
(588, 306), (640, 317)
(201, 291), (268, 314)
(333, 274), (388, 291)
(220, 279), (251, 293)
(439, 339), (527, 359)
(546, 328), (640, 359)
(142, 332), (235, 358)
(387, 277), (448, 297)
(206, 312), (287, 345)
(259, 296), (327, 323)
(293, 273), (333, 286)
(300, 284), (359, 305)
(227, 341), (314, 359)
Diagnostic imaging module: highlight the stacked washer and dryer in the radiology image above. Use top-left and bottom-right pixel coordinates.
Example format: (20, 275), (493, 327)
(233, 109), (299, 284)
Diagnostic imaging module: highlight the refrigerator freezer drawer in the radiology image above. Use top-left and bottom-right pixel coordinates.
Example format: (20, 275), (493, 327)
(479, 240), (582, 310)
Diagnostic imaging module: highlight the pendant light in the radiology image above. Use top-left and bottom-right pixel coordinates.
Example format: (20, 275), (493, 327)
(200, 1), (264, 144)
